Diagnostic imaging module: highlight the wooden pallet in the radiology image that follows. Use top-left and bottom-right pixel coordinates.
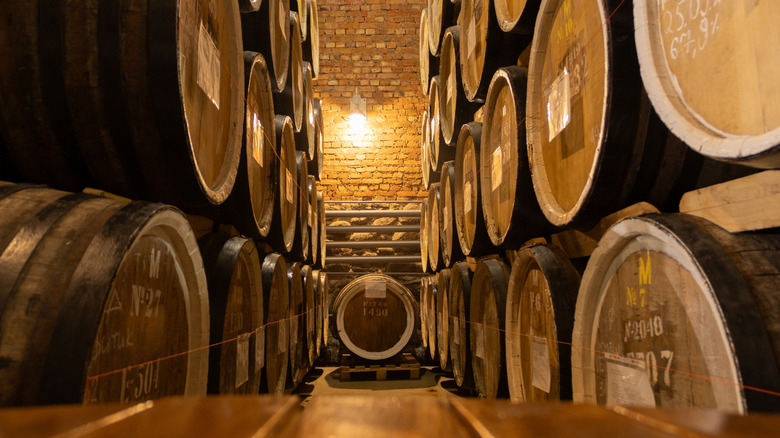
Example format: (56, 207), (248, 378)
(339, 353), (421, 382)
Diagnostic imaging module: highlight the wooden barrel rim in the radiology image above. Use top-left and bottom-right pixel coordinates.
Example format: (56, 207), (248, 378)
(426, 274), (439, 360)
(440, 26), (478, 147)
(319, 270), (329, 347)
(436, 269), (452, 370)
(301, 264), (317, 367)
(481, 66), (548, 247)
(302, 0), (320, 77)
(449, 262), (475, 388)
(292, 0), (308, 41)
(317, 191), (326, 269)
(420, 9), (432, 95)
(572, 214), (780, 412)
(311, 98), (324, 179)
(494, 0), (539, 34)
(313, 270), (323, 356)
(505, 244), (579, 402)
(634, 1), (780, 168)
(286, 261), (305, 387)
(420, 276), (430, 349)
(427, 0), (455, 57)
(286, 150), (309, 262)
(299, 61), (316, 159)
(307, 176), (319, 266)
(470, 257), (510, 399)
(260, 252), (289, 395)
(459, 0), (501, 102)
(427, 183), (444, 271)
(419, 199), (430, 273)
(334, 274), (416, 360)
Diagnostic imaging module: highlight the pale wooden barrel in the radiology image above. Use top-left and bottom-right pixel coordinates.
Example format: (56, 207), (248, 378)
(421, 111), (439, 190)
(440, 161), (464, 267)
(316, 190), (326, 269)
(296, 62), (316, 160)
(459, 0), (527, 102)
(526, 0), (646, 229)
(259, 253), (289, 395)
(241, 0), (291, 92)
(0, 185), (209, 406)
(267, 115), (297, 253)
(470, 257), (510, 399)
(505, 244), (580, 402)
(318, 271), (329, 350)
(273, 11), (304, 132)
(313, 270), (324, 356)
(428, 76), (456, 173)
(420, 276), (431, 350)
(419, 199), (431, 273)
(302, 0), (320, 77)
(308, 98), (324, 180)
(494, 0), (540, 33)
(286, 261), (305, 388)
(428, 0), (457, 57)
(222, 52), (276, 240)
(449, 261), (475, 388)
(419, 9), (438, 96)
(333, 274), (417, 361)
(634, 0), (780, 168)
(436, 269), (453, 370)
(301, 265), (317, 367)
(0, 0), (244, 205)
(199, 234), (264, 396)
(426, 272), (440, 361)
(440, 26), (480, 147)
(286, 151), (310, 262)
(481, 66), (550, 247)
(307, 176), (319, 266)
(573, 214), (780, 413)
(427, 183), (445, 272)
(291, 0), (308, 40)
(454, 122), (499, 256)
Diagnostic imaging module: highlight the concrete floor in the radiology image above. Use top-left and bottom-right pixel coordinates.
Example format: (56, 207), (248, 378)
(292, 366), (475, 406)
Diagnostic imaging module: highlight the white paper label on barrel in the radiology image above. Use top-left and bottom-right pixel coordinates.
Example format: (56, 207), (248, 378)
(464, 181), (472, 213)
(236, 333), (250, 388)
(531, 336), (551, 393)
(475, 324), (485, 359)
(197, 22), (221, 109)
(546, 68), (571, 142)
(453, 318), (460, 345)
(252, 113), (264, 167)
(491, 146), (503, 191)
(285, 168), (294, 203)
(605, 357), (656, 408)
(255, 327), (265, 371)
(279, 323), (289, 353)
(364, 280), (387, 299)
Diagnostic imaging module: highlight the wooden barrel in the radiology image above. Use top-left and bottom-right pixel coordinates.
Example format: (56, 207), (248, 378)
(459, 0), (528, 102)
(427, 183), (445, 272)
(454, 122), (499, 256)
(449, 261), (475, 388)
(333, 274), (418, 360)
(199, 234), (264, 395)
(440, 26), (479, 147)
(291, 0), (308, 40)
(436, 269), (453, 370)
(0, 185), (209, 406)
(301, 265), (317, 367)
(419, 9), (438, 96)
(505, 244), (580, 402)
(221, 52), (276, 240)
(286, 151), (310, 262)
(634, 1), (780, 169)
(302, 0), (320, 78)
(318, 270), (330, 349)
(573, 214), (780, 413)
(481, 66), (550, 247)
(0, 0), (244, 206)
(427, 76), (456, 173)
(425, 273), (440, 360)
(273, 11), (304, 132)
(470, 257), (510, 399)
(419, 276), (431, 350)
(316, 190), (326, 270)
(440, 161), (464, 267)
(494, 0), (540, 33)
(286, 261), (305, 387)
(307, 176), (319, 266)
(526, 0), (646, 229)
(308, 98), (324, 181)
(313, 270), (325, 356)
(427, 0), (457, 57)
(419, 199), (431, 273)
(267, 115), (297, 253)
(296, 62), (316, 159)
(259, 252), (289, 395)
(421, 111), (439, 190)
(242, 0), (291, 92)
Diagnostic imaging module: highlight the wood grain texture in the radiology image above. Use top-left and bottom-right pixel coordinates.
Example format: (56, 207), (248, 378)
(449, 262), (475, 388)
(301, 0), (320, 78)
(286, 262), (305, 387)
(440, 161), (464, 267)
(241, 0), (290, 92)
(260, 253), (290, 395)
(436, 269), (452, 369)
(273, 11), (303, 132)
(439, 26), (479, 146)
(494, 0), (540, 33)
(267, 115), (297, 253)
(286, 151), (310, 262)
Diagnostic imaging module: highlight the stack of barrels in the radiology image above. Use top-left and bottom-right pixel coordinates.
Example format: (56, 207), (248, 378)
(419, 0), (780, 413)
(0, 0), (328, 405)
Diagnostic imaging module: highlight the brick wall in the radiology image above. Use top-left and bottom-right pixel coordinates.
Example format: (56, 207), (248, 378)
(314, 0), (428, 202)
